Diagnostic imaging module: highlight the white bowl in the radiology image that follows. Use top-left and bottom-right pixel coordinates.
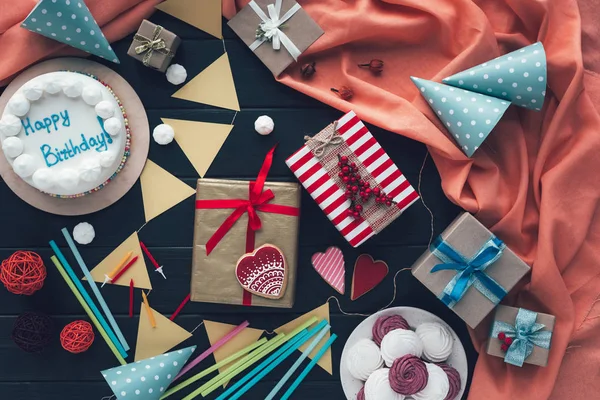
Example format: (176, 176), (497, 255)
(340, 306), (468, 400)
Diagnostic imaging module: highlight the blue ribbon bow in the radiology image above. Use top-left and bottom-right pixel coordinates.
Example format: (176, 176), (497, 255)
(491, 308), (552, 367)
(430, 235), (507, 307)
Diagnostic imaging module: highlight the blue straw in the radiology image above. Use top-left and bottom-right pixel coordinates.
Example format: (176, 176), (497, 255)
(49, 240), (128, 358)
(280, 334), (338, 400)
(265, 324), (331, 400)
(61, 228), (130, 352)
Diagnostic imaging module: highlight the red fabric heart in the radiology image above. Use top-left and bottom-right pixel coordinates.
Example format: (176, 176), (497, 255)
(351, 254), (389, 301)
(235, 244), (287, 299)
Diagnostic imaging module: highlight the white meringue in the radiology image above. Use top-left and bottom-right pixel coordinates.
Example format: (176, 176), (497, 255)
(73, 222), (95, 245)
(32, 168), (55, 191)
(415, 323), (453, 363)
(380, 328), (424, 367)
(0, 114), (23, 136)
(7, 94), (30, 116)
(44, 79), (63, 94)
(57, 168), (80, 190)
(254, 115), (274, 135)
(13, 154), (36, 178)
(2, 137), (24, 158)
(79, 158), (102, 182)
(99, 151), (117, 168)
(103, 117), (122, 136)
(22, 81), (45, 101)
(63, 79), (83, 98)
(153, 123), (175, 145)
(95, 100), (114, 119)
(82, 85), (103, 106)
(412, 363), (450, 400)
(364, 368), (404, 400)
(346, 338), (384, 381)
(166, 64), (187, 85)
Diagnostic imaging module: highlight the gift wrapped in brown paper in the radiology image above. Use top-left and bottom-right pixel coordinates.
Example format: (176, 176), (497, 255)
(127, 19), (181, 72)
(191, 148), (300, 308)
(411, 213), (530, 328)
(487, 305), (554, 367)
(228, 0), (324, 76)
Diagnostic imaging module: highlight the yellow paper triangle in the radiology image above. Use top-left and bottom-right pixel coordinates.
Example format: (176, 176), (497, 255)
(135, 305), (193, 361)
(275, 303), (332, 374)
(204, 321), (264, 386)
(156, 0), (222, 39)
(164, 118), (233, 178)
(140, 160), (196, 223)
(172, 53), (240, 111)
(86, 231), (151, 290)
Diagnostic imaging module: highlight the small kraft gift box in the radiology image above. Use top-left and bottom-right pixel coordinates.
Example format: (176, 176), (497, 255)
(127, 19), (181, 72)
(488, 305), (554, 367)
(191, 147), (301, 308)
(286, 110), (419, 247)
(411, 212), (531, 328)
(228, 0), (324, 76)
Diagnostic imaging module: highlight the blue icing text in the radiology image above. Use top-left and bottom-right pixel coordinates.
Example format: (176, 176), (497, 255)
(22, 110), (70, 135)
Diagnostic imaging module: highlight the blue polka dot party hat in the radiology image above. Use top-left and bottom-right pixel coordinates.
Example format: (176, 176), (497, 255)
(101, 345), (196, 400)
(411, 77), (510, 157)
(442, 42), (547, 110)
(21, 0), (119, 63)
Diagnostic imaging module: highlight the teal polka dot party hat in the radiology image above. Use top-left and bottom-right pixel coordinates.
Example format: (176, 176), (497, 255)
(411, 77), (510, 157)
(101, 345), (196, 400)
(21, 0), (119, 63)
(442, 42), (547, 111)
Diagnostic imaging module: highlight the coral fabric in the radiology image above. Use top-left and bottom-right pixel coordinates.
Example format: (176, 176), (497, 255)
(223, 0), (600, 399)
(0, 0), (161, 86)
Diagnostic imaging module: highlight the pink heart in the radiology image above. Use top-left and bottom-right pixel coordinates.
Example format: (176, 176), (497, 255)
(311, 247), (345, 295)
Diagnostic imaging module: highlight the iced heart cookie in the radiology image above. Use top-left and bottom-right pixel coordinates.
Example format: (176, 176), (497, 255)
(235, 244), (287, 299)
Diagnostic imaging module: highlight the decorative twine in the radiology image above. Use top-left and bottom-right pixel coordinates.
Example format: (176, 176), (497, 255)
(0, 251), (46, 295)
(60, 320), (95, 354)
(304, 121), (344, 157)
(11, 312), (53, 353)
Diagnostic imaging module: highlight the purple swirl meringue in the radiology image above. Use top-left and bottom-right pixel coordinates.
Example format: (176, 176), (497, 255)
(438, 363), (461, 400)
(389, 354), (429, 395)
(372, 315), (411, 346)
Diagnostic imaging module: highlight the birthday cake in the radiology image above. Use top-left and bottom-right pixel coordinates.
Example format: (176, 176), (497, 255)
(0, 71), (130, 198)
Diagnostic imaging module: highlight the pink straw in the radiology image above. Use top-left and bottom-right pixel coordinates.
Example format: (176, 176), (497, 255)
(174, 320), (250, 381)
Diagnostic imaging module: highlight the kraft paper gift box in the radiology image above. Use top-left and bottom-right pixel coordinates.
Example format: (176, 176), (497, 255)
(227, 0), (324, 76)
(127, 19), (181, 72)
(411, 212), (531, 328)
(487, 305), (554, 367)
(191, 178), (300, 308)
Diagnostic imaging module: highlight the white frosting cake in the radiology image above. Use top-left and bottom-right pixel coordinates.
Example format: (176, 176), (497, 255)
(0, 71), (130, 198)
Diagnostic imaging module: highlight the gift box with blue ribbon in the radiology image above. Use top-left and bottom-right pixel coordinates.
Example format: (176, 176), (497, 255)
(411, 212), (530, 328)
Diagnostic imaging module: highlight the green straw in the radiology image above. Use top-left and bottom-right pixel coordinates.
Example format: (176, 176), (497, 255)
(160, 337), (267, 399)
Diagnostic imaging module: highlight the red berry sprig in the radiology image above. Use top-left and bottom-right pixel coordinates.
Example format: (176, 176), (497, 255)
(497, 332), (513, 352)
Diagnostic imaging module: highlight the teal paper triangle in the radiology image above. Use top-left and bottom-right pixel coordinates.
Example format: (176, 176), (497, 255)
(443, 42), (546, 110)
(21, 0), (119, 63)
(101, 345), (196, 400)
(411, 77), (510, 157)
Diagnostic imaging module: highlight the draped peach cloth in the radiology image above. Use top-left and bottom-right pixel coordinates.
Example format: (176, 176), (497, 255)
(229, 1), (600, 399)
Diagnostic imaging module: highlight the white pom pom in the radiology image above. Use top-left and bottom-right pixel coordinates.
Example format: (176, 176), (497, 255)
(254, 115), (274, 135)
(73, 222), (95, 245)
(166, 64), (187, 85)
(153, 124), (175, 145)
(32, 168), (55, 191)
(99, 151), (117, 168)
(7, 94), (30, 117)
(22, 81), (45, 101)
(63, 80), (83, 98)
(79, 158), (102, 182)
(103, 117), (122, 136)
(44, 79), (63, 94)
(95, 100), (114, 119)
(0, 114), (23, 136)
(13, 154), (36, 178)
(2, 137), (24, 158)
(57, 168), (80, 190)
(82, 85), (103, 106)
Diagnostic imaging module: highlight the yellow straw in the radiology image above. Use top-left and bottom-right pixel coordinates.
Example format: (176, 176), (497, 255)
(108, 251), (133, 279)
(51, 256), (126, 365)
(141, 291), (156, 328)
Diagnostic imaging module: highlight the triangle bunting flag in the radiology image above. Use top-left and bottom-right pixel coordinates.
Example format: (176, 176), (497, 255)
(156, 0), (222, 39)
(135, 305), (193, 361)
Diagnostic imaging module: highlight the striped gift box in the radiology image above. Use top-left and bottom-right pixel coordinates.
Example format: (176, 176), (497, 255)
(286, 111), (419, 247)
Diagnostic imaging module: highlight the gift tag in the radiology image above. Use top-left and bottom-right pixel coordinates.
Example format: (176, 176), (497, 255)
(311, 247), (345, 295)
(235, 244), (287, 299)
(351, 254), (389, 300)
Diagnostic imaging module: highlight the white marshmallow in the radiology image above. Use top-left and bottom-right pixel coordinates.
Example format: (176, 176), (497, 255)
(32, 168), (55, 191)
(7, 94), (30, 116)
(2, 137), (24, 158)
(73, 222), (95, 245)
(13, 154), (36, 178)
(99, 151), (117, 168)
(57, 168), (80, 190)
(412, 363), (450, 400)
(82, 85), (103, 106)
(22, 81), (45, 101)
(44, 79), (63, 94)
(254, 115), (274, 135)
(166, 64), (187, 85)
(63, 79), (83, 98)
(415, 323), (453, 363)
(380, 329), (424, 367)
(364, 368), (404, 400)
(153, 123), (175, 145)
(103, 117), (122, 136)
(79, 158), (102, 182)
(95, 100), (114, 119)
(0, 114), (23, 136)
(346, 338), (384, 381)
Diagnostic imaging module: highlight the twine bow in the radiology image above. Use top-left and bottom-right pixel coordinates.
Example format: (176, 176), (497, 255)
(248, 0), (302, 60)
(304, 121), (344, 157)
(134, 25), (172, 67)
(430, 235), (507, 307)
(491, 308), (552, 367)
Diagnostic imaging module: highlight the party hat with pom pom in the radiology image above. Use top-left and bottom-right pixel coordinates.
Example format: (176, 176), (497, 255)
(411, 77), (510, 157)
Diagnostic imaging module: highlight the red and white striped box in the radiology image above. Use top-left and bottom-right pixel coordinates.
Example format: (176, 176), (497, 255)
(286, 111), (419, 247)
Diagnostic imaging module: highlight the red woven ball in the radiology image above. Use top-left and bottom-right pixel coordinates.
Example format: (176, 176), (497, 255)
(60, 320), (95, 354)
(0, 251), (46, 295)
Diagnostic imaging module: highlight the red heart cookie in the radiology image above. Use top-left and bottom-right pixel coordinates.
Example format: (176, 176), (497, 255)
(235, 244), (287, 299)
(311, 247), (345, 295)
(351, 254), (388, 301)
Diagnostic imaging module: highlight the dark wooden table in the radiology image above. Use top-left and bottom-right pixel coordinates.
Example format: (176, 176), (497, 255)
(0, 12), (476, 400)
